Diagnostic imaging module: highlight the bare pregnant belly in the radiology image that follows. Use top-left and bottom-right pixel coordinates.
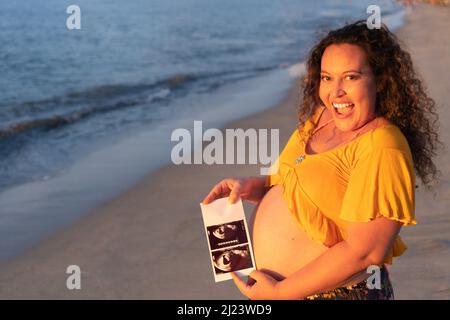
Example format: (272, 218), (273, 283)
(251, 185), (328, 280)
(251, 185), (368, 286)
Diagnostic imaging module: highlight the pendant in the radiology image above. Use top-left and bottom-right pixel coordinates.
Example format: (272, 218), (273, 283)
(295, 155), (305, 164)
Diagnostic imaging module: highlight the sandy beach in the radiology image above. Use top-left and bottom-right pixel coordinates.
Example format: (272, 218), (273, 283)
(0, 4), (449, 299)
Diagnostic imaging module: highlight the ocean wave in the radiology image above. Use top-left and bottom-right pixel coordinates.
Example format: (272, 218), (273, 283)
(0, 102), (131, 140)
(0, 66), (278, 140)
(0, 73), (203, 139)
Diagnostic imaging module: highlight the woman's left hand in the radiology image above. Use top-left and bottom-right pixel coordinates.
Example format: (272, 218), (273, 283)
(231, 270), (280, 300)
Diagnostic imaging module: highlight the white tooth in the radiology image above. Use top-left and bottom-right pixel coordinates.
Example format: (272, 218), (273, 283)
(333, 103), (353, 109)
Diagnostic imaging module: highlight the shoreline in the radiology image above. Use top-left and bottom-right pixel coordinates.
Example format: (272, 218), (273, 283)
(0, 4), (449, 299)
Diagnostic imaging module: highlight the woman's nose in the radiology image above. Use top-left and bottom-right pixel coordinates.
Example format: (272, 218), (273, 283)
(331, 81), (346, 99)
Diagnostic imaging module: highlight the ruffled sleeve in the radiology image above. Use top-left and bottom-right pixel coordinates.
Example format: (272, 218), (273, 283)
(339, 135), (417, 264)
(339, 146), (416, 226)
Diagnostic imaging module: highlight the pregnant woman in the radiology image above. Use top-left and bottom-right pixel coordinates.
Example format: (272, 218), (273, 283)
(202, 20), (440, 300)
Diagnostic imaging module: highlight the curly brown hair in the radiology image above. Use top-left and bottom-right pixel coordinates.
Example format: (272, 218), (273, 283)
(299, 20), (442, 190)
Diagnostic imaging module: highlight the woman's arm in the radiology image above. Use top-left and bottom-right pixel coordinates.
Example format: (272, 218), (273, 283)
(277, 216), (402, 299)
(233, 216), (402, 300)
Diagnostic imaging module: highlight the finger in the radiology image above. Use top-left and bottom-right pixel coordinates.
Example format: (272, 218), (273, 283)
(202, 193), (211, 204)
(202, 190), (216, 204)
(231, 272), (251, 298)
(248, 270), (268, 283)
(202, 193), (214, 204)
(203, 182), (227, 204)
(247, 276), (257, 286)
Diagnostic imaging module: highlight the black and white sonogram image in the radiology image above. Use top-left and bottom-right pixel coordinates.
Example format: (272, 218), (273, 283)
(206, 220), (248, 250)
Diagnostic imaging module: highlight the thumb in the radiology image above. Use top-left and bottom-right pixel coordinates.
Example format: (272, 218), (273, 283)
(229, 188), (241, 203)
(231, 272), (251, 298)
(228, 184), (242, 204)
(248, 270), (269, 283)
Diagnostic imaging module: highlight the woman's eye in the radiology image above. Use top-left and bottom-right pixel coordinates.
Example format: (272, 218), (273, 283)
(345, 75), (359, 80)
(320, 75), (330, 81)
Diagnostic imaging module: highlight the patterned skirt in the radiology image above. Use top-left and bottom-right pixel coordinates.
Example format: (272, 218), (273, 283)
(305, 265), (394, 300)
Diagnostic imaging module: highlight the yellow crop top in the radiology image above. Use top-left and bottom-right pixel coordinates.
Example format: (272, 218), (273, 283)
(266, 106), (416, 264)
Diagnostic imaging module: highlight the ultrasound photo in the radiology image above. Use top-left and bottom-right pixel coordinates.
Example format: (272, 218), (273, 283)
(206, 220), (248, 250)
(200, 197), (256, 282)
(211, 244), (253, 275)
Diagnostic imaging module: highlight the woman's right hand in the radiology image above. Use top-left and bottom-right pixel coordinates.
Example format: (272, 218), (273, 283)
(202, 176), (269, 205)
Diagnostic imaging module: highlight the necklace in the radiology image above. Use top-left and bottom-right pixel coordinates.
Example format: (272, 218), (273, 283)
(295, 117), (379, 164)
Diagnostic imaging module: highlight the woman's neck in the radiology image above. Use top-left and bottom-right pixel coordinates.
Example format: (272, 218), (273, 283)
(314, 108), (382, 146)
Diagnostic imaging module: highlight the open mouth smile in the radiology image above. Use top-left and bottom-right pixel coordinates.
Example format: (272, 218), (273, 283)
(332, 102), (354, 116)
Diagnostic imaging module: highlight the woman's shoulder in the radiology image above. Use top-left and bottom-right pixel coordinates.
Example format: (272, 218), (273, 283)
(370, 119), (411, 153)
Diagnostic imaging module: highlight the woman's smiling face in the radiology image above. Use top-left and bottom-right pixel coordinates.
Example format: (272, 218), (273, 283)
(319, 43), (377, 132)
